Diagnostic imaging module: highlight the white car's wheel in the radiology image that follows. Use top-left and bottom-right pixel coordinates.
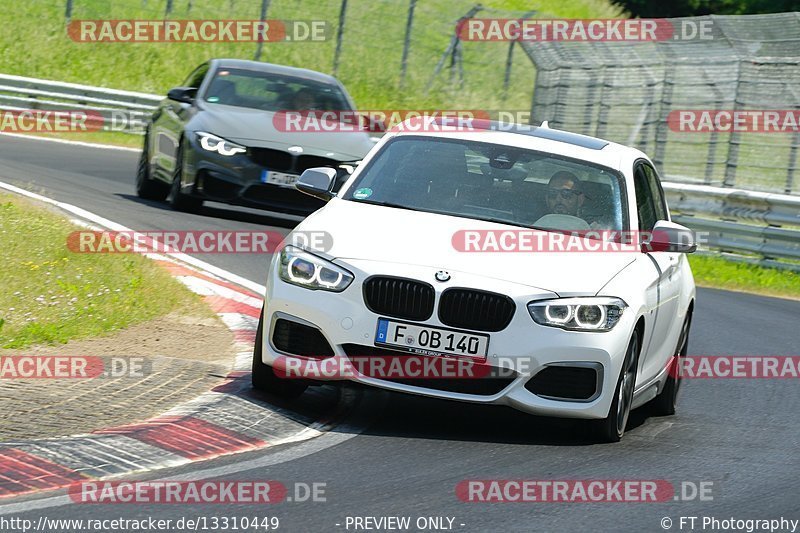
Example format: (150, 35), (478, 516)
(595, 330), (639, 443)
(651, 312), (692, 416)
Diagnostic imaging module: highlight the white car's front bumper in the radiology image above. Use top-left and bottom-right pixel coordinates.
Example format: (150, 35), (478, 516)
(261, 257), (637, 420)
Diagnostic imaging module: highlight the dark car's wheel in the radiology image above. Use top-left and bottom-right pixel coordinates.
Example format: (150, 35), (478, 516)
(594, 329), (639, 443)
(168, 140), (203, 212)
(252, 308), (308, 398)
(135, 131), (169, 200)
(651, 312), (692, 416)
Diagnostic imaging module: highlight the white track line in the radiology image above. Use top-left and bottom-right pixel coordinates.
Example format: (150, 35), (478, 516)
(0, 131), (141, 152)
(0, 387), (377, 515)
(0, 181), (373, 514)
(0, 180), (265, 295)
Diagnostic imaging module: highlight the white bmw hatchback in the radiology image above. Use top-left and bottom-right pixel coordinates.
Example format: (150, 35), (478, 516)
(253, 121), (696, 442)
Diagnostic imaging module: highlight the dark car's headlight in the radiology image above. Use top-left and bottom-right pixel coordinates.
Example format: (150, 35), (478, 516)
(528, 297), (627, 332)
(278, 246), (353, 292)
(196, 131), (246, 156)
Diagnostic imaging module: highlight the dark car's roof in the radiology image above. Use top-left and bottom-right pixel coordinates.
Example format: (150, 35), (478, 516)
(211, 59), (339, 85)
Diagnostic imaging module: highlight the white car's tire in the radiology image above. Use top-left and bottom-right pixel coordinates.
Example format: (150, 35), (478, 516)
(594, 329), (639, 443)
(651, 312), (692, 416)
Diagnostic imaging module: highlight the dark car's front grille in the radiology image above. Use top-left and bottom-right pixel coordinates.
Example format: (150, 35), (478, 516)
(363, 276), (435, 321)
(248, 148), (294, 172)
(525, 365), (600, 401)
(341, 344), (515, 395)
(247, 149), (342, 175)
(438, 288), (515, 332)
(272, 319), (334, 358)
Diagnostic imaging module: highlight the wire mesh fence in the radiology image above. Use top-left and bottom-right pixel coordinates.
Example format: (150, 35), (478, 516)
(521, 13), (800, 195)
(49, 0), (542, 111)
(15, 3), (800, 196)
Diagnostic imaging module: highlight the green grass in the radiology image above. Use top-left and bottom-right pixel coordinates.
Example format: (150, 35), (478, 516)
(689, 254), (800, 300)
(0, 193), (212, 348)
(0, 0), (623, 112)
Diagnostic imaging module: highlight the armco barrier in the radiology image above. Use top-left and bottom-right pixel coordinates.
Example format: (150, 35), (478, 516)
(0, 73), (160, 133)
(0, 73), (798, 269)
(664, 182), (800, 271)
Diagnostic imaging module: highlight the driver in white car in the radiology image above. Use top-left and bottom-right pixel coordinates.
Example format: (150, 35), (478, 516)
(545, 171), (585, 216)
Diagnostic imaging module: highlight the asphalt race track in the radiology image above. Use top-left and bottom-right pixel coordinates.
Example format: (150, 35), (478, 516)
(1, 134), (799, 531)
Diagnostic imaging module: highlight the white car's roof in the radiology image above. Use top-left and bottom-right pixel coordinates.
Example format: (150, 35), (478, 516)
(384, 121), (648, 173)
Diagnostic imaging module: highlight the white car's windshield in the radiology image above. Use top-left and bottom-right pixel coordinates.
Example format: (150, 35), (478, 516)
(345, 136), (627, 231)
(202, 68), (351, 112)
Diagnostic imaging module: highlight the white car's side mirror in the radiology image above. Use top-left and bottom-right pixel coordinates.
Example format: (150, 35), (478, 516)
(643, 220), (697, 253)
(296, 167), (337, 201)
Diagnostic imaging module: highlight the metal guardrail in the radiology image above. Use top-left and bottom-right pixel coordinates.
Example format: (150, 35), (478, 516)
(0, 73), (161, 133)
(664, 182), (800, 271)
(0, 74), (798, 270)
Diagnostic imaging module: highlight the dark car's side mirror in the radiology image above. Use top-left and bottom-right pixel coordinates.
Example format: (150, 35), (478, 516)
(643, 220), (697, 253)
(167, 87), (197, 104)
(296, 167), (337, 201)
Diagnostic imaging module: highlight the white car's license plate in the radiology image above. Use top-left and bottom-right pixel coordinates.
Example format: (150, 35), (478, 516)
(375, 318), (489, 359)
(261, 170), (299, 187)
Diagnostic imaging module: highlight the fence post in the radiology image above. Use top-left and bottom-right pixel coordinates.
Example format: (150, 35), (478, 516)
(65, 0), (73, 22)
(399, 0), (417, 90)
(786, 129), (798, 194)
(165, 0), (173, 16)
(253, 0), (271, 61)
(332, 0), (349, 76)
(425, 5), (483, 94)
(502, 10), (535, 102)
(722, 62), (743, 188)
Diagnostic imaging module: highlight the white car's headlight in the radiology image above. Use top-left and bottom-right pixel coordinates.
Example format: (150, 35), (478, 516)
(528, 297), (627, 332)
(196, 131), (246, 156)
(278, 246), (353, 292)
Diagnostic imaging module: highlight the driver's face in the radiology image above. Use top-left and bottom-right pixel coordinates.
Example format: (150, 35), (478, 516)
(546, 178), (582, 215)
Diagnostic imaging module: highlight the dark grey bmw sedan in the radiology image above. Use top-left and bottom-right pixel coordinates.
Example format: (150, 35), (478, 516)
(135, 58), (376, 215)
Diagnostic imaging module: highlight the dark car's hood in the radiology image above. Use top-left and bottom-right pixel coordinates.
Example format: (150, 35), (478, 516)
(195, 104), (376, 160)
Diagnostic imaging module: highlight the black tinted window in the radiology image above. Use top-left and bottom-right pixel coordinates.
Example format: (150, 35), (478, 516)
(633, 164), (658, 231)
(183, 63), (209, 89)
(642, 163), (668, 222)
(202, 68), (350, 112)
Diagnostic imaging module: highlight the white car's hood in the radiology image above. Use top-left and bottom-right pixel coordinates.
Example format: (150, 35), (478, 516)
(298, 200), (637, 296)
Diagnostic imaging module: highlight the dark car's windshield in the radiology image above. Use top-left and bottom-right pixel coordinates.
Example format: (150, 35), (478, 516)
(202, 68), (351, 112)
(344, 137), (626, 231)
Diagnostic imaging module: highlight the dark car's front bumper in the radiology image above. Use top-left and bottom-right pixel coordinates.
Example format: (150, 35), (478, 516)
(185, 138), (354, 216)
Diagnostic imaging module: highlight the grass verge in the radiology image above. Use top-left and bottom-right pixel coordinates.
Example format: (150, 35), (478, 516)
(0, 0), (623, 111)
(689, 254), (800, 301)
(0, 192), (213, 348)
